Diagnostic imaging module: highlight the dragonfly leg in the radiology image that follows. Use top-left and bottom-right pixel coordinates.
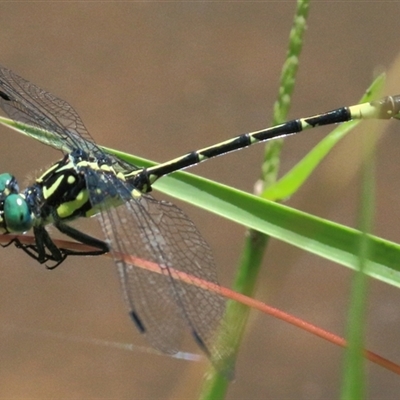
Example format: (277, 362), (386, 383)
(3, 232), (66, 268)
(0, 237), (17, 248)
(53, 219), (110, 257)
(2, 222), (109, 270)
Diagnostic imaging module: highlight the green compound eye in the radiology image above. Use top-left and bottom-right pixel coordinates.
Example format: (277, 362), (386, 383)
(4, 194), (32, 232)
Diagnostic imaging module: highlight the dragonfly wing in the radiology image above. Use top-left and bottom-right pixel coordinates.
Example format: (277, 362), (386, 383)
(84, 166), (233, 372)
(0, 65), (101, 155)
(0, 64), (235, 374)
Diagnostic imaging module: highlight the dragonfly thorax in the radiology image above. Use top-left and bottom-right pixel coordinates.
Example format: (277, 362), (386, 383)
(0, 152), (94, 233)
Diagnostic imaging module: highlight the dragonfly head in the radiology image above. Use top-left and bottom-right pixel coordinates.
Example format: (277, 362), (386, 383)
(0, 173), (32, 233)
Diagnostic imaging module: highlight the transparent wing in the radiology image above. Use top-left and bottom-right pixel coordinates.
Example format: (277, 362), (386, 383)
(0, 64), (234, 374)
(0, 65), (101, 156)
(84, 166), (233, 373)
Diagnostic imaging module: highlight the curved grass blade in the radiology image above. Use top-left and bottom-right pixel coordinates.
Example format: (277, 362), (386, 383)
(262, 73), (385, 201)
(0, 117), (68, 151)
(1, 119), (400, 287)
(105, 148), (400, 289)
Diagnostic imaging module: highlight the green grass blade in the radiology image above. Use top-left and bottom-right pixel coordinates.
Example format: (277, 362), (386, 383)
(0, 117), (68, 151)
(341, 120), (378, 399)
(200, 2), (310, 396)
(105, 149), (400, 289)
(1, 119), (399, 287)
(263, 73), (385, 201)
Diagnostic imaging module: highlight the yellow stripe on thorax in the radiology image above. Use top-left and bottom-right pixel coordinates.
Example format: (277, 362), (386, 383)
(56, 189), (90, 219)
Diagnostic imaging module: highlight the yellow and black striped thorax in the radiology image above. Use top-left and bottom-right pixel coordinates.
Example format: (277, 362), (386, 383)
(25, 150), (141, 226)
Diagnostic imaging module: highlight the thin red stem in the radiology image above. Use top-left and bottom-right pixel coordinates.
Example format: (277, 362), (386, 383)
(4, 234), (400, 375)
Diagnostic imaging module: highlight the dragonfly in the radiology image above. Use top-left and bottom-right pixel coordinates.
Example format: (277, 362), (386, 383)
(0, 65), (399, 376)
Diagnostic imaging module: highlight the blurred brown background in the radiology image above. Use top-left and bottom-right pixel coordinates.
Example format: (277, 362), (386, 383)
(0, 2), (400, 399)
